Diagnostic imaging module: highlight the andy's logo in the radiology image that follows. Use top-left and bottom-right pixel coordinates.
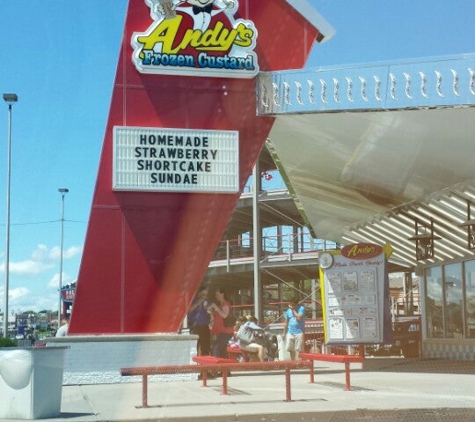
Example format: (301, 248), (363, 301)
(132, 0), (259, 78)
(341, 243), (383, 260)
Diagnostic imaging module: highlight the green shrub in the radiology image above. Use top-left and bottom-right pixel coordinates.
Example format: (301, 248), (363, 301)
(0, 337), (17, 347)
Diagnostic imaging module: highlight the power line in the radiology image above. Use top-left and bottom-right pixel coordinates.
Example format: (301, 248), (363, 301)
(0, 219), (88, 227)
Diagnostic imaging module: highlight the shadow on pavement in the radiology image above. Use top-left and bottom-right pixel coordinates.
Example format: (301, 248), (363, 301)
(120, 408), (475, 422)
(362, 358), (475, 374)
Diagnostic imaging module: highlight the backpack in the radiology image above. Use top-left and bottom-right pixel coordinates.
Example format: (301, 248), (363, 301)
(251, 328), (267, 346)
(236, 324), (255, 344)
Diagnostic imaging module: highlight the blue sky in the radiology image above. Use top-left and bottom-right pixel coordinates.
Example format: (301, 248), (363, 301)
(0, 0), (474, 314)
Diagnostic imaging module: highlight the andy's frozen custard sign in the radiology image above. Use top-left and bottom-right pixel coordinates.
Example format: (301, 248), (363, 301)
(132, 0), (259, 78)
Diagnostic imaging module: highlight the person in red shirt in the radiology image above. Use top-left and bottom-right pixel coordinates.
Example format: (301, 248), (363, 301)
(209, 288), (234, 358)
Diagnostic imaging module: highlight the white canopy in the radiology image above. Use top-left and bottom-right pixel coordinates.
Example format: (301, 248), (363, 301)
(258, 54), (475, 269)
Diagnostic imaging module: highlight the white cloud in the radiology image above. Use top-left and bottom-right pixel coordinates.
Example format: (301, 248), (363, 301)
(11, 260), (55, 276)
(0, 285), (58, 313)
(9, 288), (57, 313)
(31, 244), (51, 262)
(48, 246), (61, 260)
(0, 244), (83, 313)
(44, 245), (82, 262)
(9, 287), (30, 301)
(47, 273), (75, 290)
(64, 246), (83, 259)
(0, 244), (83, 276)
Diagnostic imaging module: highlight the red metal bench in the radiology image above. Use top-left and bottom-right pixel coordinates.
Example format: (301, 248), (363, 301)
(299, 352), (365, 391)
(226, 346), (256, 361)
(121, 357), (312, 407)
(193, 356), (312, 400)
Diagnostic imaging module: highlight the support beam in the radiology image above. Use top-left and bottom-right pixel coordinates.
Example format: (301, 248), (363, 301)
(253, 163), (263, 323)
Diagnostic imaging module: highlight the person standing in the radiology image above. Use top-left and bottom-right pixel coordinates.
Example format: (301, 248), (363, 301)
(55, 319), (69, 337)
(187, 286), (211, 356)
(209, 288), (234, 358)
(282, 298), (305, 360)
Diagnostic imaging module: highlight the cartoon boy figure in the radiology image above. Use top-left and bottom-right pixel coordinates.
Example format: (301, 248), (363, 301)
(134, 0), (257, 75)
(157, 0), (235, 32)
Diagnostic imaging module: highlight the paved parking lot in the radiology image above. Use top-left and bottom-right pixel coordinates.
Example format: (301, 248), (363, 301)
(2, 358), (474, 422)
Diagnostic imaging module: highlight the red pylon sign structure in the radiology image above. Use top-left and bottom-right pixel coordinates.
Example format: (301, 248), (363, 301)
(69, 0), (331, 334)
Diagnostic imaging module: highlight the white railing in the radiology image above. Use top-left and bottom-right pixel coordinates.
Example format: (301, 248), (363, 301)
(211, 232), (338, 262)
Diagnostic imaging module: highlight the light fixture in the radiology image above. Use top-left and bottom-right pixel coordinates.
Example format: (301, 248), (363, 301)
(2, 93), (18, 338)
(3, 94), (18, 104)
(408, 218), (441, 261)
(460, 200), (475, 250)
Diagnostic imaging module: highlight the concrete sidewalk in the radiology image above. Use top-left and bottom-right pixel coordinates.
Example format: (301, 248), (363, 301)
(3, 358), (475, 421)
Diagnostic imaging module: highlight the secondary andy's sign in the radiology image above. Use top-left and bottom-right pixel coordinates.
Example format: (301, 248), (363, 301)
(319, 243), (392, 345)
(113, 126), (239, 193)
(131, 0), (259, 78)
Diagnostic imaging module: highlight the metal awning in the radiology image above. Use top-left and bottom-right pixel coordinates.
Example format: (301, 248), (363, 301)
(258, 54), (475, 270)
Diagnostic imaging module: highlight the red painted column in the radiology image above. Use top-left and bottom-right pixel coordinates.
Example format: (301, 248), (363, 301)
(69, 0), (329, 334)
(142, 375), (149, 408)
(345, 362), (351, 391)
(285, 367), (292, 402)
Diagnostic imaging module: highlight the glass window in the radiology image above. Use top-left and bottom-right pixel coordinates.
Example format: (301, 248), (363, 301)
(464, 260), (475, 339)
(425, 266), (443, 338)
(443, 263), (463, 338)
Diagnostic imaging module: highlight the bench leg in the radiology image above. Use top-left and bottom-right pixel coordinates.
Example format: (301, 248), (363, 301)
(345, 362), (350, 391)
(221, 370), (228, 395)
(142, 375), (149, 408)
(285, 368), (291, 402)
(201, 370), (208, 387)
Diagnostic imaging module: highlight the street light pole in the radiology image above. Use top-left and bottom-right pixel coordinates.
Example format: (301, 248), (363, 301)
(2, 93), (17, 338)
(58, 188), (69, 328)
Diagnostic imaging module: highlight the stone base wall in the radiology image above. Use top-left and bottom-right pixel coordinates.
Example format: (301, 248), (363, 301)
(46, 334), (198, 385)
(423, 339), (475, 360)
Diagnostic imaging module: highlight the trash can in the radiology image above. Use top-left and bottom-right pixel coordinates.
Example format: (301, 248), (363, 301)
(0, 346), (68, 419)
(277, 335), (291, 361)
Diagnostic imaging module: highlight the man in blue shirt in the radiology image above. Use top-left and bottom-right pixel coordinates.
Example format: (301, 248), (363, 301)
(188, 286), (211, 355)
(282, 298), (305, 360)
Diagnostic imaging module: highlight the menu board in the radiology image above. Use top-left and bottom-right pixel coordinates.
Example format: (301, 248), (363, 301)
(319, 243), (391, 345)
